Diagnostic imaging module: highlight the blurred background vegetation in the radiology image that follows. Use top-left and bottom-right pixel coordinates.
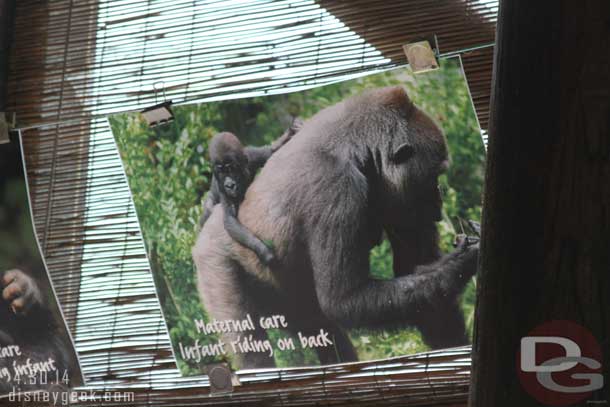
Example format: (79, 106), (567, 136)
(110, 57), (485, 375)
(0, 144), (42, 273)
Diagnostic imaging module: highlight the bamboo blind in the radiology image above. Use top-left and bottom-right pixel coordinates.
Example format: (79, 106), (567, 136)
(8, 1), (497, 405)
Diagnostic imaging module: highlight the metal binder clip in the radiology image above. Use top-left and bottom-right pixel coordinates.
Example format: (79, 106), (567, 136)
(141, 81), (174, 128)
(141, 101), (174, 128)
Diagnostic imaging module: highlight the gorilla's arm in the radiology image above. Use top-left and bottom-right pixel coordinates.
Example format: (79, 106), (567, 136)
(387, 222), (442, 278)
(311, 233), (477, 330)
(306, 169), (477, 333)
(222, 202), (275, 265)
(245, 119), (302, 171)
(200, 192), (217, 228)
(244, 145), (273, 171)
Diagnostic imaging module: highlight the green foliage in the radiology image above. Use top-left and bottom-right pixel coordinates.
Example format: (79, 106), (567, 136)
(369, 240), (393, 280)
(350, 328), (429, 360)
(263, 239), (276, 250)
(266, 329), (319, 368)
(0, 180), (38, 271)
(110, 57), (485, 372)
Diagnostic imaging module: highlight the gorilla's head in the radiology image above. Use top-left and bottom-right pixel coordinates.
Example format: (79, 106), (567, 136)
(209, 132), (250, 202)
(388, 105), (449, 225)
(349, 87), (449, 231)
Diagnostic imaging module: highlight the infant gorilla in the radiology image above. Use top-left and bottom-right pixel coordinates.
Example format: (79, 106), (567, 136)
(200, 119), (301, 265)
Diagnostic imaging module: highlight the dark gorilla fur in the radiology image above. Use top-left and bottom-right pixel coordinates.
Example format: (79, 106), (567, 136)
(193, 87), (479, 369)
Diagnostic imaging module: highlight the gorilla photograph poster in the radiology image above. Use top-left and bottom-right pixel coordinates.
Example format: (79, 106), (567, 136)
(0, 136), (83, 396)
(110, 57), (485, 375)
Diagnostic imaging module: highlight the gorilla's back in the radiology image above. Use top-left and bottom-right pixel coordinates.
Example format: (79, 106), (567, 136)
(237, 87), (406, 260)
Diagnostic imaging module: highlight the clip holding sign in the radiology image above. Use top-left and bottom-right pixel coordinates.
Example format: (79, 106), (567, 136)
(204, 363), (240, 394)
(141, 101), (174, 128)
(403, 34), (440, 74)
(141, 81), (174, 128)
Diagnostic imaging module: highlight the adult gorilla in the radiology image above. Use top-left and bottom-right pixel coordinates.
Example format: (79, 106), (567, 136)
(193, 87), (478, 369)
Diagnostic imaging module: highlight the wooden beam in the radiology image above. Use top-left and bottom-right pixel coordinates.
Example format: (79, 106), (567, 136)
(0, 0), (15, 112)
(471, 1), (610, 406)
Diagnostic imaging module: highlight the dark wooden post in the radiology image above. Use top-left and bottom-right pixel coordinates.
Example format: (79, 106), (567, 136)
(0, 0), (15, 114)
(470, 1), (610, 406)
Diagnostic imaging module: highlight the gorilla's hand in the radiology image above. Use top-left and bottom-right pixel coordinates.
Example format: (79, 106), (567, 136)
(289, 117), (304, 135)
(467, 220), (481, 237)
(260, 246), (277, 267)
(1, 269), (44, 315)
(271, 117), (303, 152)
(451, 237), (479, 281)
(412, 237), (478, 298)
(454, 233), (480, 248)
